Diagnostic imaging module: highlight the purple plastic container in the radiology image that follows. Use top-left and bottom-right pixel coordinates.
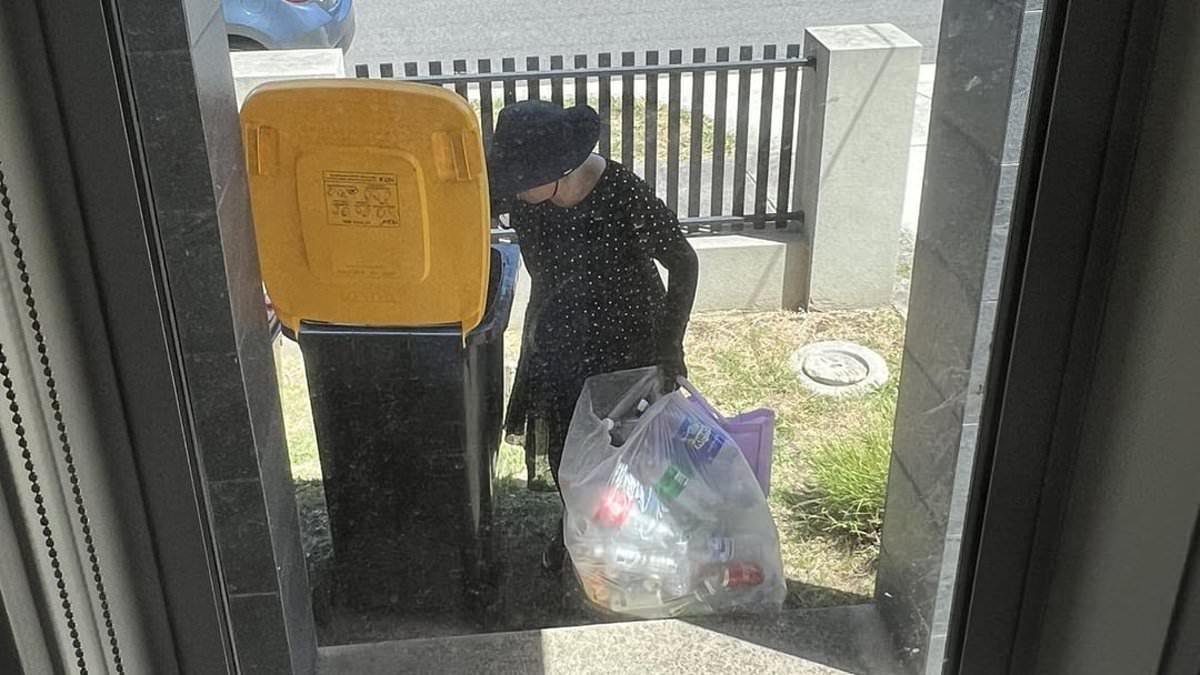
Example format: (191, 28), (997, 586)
(680, 380), (776, 497)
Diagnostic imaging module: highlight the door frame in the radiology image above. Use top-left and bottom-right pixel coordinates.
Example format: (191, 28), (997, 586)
(15, 0), (237, 672)
(13, 0), (1180, 673)
(946, 0), (1170, 671)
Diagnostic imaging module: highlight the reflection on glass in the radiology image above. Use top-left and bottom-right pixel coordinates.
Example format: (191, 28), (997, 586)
(229, 2), (1043, 671)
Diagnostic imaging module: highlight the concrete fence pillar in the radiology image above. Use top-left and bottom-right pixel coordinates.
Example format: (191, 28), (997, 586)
(795, 24), (921, 309)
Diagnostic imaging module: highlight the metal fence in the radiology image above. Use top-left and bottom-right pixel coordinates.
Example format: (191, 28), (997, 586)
(354, 46), (814, 234)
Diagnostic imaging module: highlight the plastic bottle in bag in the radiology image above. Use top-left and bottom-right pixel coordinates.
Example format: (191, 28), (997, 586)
(664, 556), (693, 598)
(609, 579), (664, 614)
(648, 463), (722, 521)
(591, 542), (681, 577)
(673, 414), (763, 503)
(691, 532), (766, 566)
(593, 486), (680, 542)
(604, 399), (650, 447)
(604, 417), (639, 447)
(700, 535), (736, 563)
(674, 414), (732, 465)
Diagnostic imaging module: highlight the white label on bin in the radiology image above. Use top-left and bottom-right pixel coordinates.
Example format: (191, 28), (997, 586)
(323, 171), (401, 228)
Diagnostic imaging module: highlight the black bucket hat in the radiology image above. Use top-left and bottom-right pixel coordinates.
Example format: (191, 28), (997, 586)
(487, 100), (602, 198)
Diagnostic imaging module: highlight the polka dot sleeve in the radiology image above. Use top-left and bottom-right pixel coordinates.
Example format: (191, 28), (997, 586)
(627, 173), (699, 370)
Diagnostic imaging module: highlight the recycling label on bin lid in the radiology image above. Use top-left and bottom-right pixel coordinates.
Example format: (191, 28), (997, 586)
(240, 79), (491, 334)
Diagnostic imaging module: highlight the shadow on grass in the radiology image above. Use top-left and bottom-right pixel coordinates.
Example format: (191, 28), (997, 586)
(774, 483), (878, 609)
(295, 474), (591, 643)
(772, 480), (878, 607)
(785, 578), (871, 608)
(294, 478), (332, 573)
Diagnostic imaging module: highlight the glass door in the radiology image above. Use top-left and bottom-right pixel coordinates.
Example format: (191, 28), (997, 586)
(0, 0), (1184, 672)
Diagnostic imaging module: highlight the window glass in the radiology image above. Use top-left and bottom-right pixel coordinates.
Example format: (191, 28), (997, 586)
(227, 0), (1043, 670)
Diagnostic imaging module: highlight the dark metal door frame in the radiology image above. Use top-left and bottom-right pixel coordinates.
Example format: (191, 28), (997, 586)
(18, 0), (236, 672)
(946, 0), (1171, 671)
(1161, 517), (1200, 674)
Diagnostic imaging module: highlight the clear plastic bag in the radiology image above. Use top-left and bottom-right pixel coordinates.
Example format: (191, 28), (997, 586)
(558, 367), (787, 618)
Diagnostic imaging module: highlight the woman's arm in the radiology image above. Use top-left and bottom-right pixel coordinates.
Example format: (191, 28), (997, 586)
(656, 233), (699, 376)
(630, 178), (699, 378)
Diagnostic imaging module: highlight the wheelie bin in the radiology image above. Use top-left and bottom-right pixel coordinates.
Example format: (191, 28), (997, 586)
(298, 244), (515, 614)
(241, 80), (510, 619)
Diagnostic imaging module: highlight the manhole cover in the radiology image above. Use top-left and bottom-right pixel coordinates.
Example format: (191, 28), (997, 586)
(792, 341), (889, 396)
(802, 350), (871, 386)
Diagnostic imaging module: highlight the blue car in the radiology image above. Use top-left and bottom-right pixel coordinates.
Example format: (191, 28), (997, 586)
(224, 0), (356, 51)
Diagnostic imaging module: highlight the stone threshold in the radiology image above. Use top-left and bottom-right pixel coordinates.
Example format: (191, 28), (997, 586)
(317, 604), (900, 675)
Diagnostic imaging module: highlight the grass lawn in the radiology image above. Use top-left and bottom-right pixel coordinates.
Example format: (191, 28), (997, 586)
(276, 307), (904, 632)
(681, 310), (904, 602)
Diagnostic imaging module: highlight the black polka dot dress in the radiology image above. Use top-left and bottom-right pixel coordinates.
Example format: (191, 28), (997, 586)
(501, 160), (699, 480)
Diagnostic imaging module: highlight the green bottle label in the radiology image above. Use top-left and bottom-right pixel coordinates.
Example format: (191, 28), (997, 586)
(654, 465), (690, 501)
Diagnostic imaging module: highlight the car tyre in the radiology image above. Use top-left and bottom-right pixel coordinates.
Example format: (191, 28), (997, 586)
(228, 35), (267, 51)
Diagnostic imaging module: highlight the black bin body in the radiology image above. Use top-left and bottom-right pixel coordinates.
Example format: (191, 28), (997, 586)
(298, 244), (517, 616)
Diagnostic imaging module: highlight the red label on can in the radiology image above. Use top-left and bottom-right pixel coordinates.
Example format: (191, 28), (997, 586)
(723, 562), (765, 588)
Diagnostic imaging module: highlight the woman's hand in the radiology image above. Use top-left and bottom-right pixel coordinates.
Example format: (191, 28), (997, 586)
(658, 359), (688, 394)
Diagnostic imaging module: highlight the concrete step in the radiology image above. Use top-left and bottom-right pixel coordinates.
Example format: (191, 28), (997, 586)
(317, 604), (898, 675)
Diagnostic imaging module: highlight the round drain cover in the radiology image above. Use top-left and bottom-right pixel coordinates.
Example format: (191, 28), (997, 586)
(802, 350), (871, 386)
(792, 341), (889, 396)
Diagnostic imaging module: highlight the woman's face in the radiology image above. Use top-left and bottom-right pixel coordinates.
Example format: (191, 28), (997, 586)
(517, 181), (558, 204)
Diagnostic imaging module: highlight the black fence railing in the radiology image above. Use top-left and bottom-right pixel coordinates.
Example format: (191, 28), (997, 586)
(354, 46), (814, 234)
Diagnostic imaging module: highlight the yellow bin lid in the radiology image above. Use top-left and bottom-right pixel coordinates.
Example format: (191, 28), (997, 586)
(241, 79), (490, 334)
